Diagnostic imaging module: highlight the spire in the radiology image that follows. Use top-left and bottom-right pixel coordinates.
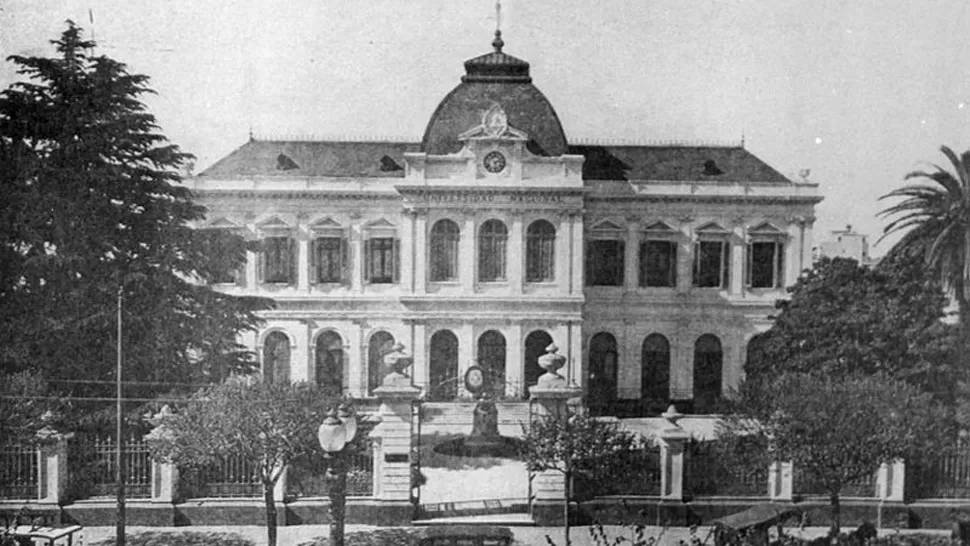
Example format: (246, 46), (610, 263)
(492, 1), (504, 52)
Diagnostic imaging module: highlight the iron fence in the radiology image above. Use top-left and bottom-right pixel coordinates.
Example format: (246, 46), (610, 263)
(0, 444), (38, 500)
(68, 435), (151, 500)
(906, 447), (970, 499)
(286, 450), (374, 498)
(179, 454), (263, 499)
(793, 465), (876, 497)
(685, 442), (768, 497)
(574, 447), (662, 499)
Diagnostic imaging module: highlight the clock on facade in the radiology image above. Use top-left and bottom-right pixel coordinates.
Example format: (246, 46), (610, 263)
(464, 365), (486, 394)
(483, 150), (506, 173)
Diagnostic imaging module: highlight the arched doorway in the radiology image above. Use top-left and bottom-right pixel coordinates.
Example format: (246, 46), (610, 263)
(524, 330), (553, 396)
(429, 330), (459, 401)
(368, 331), (395, 395)
(477, 330), (507, 397)
(745, 333), (769, 376)
(641, 334), (670, 411)
(693, 334), (723, 413)
(588, 332), (618, 414)
(262, 331), (290, 385)
(315, 331), (344, 395)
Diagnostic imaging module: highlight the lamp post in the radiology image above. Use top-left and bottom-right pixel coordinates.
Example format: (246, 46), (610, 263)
(317, 403), (358, 546)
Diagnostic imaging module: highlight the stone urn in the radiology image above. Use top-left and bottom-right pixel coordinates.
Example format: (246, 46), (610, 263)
(381, 343), (413, 387)
(536, 343), (567, 388)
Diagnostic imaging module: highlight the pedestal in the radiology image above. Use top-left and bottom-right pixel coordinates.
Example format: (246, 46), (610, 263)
(529, 384), (582, 523)
(769, 461), (793, 501)
(371, 384), (421, 502)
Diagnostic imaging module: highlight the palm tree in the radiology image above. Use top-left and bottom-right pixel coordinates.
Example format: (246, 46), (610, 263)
(879, 145), (970, 334)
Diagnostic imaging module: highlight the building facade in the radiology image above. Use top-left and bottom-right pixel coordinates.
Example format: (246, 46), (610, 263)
(189, 33), (821, 415)
(816, 224), (874, 266)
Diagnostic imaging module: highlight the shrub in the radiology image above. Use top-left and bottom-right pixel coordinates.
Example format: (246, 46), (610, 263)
(89, 531), (254, 546)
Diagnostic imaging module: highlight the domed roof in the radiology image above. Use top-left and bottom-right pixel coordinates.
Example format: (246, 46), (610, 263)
(421, 32), (568, 157)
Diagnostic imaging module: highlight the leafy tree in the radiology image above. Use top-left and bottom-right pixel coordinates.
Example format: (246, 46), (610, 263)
(147, 378), (342, 546)
(731, 372), (941, 537)
(879, 145), (970, 334)
(0, 22), (270, 403)
(521, 411), (645, 546)
(745, 256), (961, 406)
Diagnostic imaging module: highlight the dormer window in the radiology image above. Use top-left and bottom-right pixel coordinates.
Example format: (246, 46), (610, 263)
(702, 159), (724, 176)
(276, 153), (299, 171)
(379, 155), (403, 172)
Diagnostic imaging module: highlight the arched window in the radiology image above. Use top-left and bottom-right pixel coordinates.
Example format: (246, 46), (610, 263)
(588, 332), (619, 414)
(641, 334), (670, 405)
(429, 330), (459, 401)
(368, 331), (395, 395)
(315, 331), (344, 394)
(262, 331), (290, 385)
(526, 220), (556, 282)
(477, 330), (507, 396)
(693, 334), (723, 413)
(479, 220), (508, 282)
(524, 330), (554, 395)
(430, 219), (460, 282)
(744, 333), (769, 378)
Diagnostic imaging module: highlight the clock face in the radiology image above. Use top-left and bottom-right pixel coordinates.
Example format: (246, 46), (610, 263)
(483, 151), (506, 174)
(464, 365), (485, 393)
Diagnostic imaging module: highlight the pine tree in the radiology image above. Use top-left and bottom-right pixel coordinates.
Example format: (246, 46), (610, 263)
(0, 22), (271, 407)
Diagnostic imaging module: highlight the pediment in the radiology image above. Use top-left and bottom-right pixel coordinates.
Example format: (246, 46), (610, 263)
(256, 216), (291, 230)
(207, 217), (242, 229)
(591, 219), (624, 232)
(366, 218), (396, 229)
(310, 218), (342, 229)
(642, 221), (677, 233)
(748, 222), (784, 235)
(695, 222), (730, 234)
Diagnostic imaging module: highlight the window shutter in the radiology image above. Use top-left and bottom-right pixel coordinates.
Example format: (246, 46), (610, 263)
(309, 238), (318, 285)
(257, 242), (265, 284)
(745, 242), (753, 287)
(775, 242), (785, 288)
(363, 238), (371, 285)
(616, 240), (626, 286)
(721, 242), (731, 288)
(393, 238), (401, 283)
(288, 237), (297, 284)
(584, 241), (592, 286)
(669, 242), (678, 287)
(340, 235), (349, 285)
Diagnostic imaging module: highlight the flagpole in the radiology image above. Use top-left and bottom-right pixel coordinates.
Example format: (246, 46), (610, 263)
(116, 285), (126, 546)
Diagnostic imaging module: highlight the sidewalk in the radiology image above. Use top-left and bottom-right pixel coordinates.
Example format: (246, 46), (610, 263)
(80, 524), (950, 546)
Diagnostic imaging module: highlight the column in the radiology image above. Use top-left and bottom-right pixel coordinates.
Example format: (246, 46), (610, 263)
(458, 322), (475, 397)
(506, 323), (524, 397)
(462, 215), (476, 292)
(350, 225), (364, 293)
(288, 324), (308, 384)
(297, 237), (310, 290)
(670, 320), (692, 402)
(412, 322), (429, 394)
(508, 213), (524, 295)
(618, 319), (639, 399)
(246, 249), (258, 291)
(730, 238), (745, 295)
(624, 218), (640, 292)
(570, 213), (584, 295)
(568, 321), (583, 388)
(800, 217), (815, 278)
(768, 461), (793, 501)
(414, 213), (428, 294)
(676, 234), (692, 294)
(347, 321), (365, 397)
(658, 409), (689, 501)
(402, 210), (416, 293)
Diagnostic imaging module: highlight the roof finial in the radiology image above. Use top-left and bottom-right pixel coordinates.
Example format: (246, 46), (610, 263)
(492, 1), (504, 52)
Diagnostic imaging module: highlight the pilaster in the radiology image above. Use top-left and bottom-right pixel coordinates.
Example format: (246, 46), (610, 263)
(402, 210), (416, 294)
(509, 213), (524, 295)
(567, 321), (583, 388)
(506, 322), (524, 397)
(414, 213), (428, 294)
(37, 431), (72, 504)
(461, 215), (476, 292)
(570, 212), (584, 295)
(347, 321), (365, 397)
(297, 238), (310, 290)
(624, 217), (640, 292)
(151, 460), (178, 504)
(619, 319), (639, 399)
(877, 460), (905, 501)
(458, 322), (475, 397)
(412, 321), (429, 394)
(351, 225), (364, 293)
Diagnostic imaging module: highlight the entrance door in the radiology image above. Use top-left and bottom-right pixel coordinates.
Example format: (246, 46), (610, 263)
(428, 330), (459, 401)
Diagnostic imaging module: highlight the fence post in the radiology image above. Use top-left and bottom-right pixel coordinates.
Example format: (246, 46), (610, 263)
(769, 461), (793, 501)
(36, 427), (72, 504)
(151, 460), (178, 503)
(877, 460), (905, 501)
(658, 406), (689, 501)
(273, 465), (287, 502)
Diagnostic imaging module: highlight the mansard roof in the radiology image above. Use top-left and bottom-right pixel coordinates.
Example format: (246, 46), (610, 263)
(198, 139), (420, 179)
(568, 144), (792, 184)
(198, 138), (793, 185)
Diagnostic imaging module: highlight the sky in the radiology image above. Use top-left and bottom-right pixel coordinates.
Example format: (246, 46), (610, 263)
(3, 0), (969, 256)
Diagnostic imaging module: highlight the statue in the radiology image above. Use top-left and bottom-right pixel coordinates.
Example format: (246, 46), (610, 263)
(381, 343), (413, 387)
(536, 343), (567, 388)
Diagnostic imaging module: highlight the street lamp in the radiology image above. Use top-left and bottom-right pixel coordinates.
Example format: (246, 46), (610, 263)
(317, 403), (358, 546)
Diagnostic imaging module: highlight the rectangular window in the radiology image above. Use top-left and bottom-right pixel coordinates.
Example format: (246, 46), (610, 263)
(366, 237), (397, 284)
(747, 241), (784, 288)
(586, 240), (625, 286)
(692, 240), (730, 288)
(639, 240), (677, 287)
(261, 236), (295, 284)
(313, 237), (346, 284)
